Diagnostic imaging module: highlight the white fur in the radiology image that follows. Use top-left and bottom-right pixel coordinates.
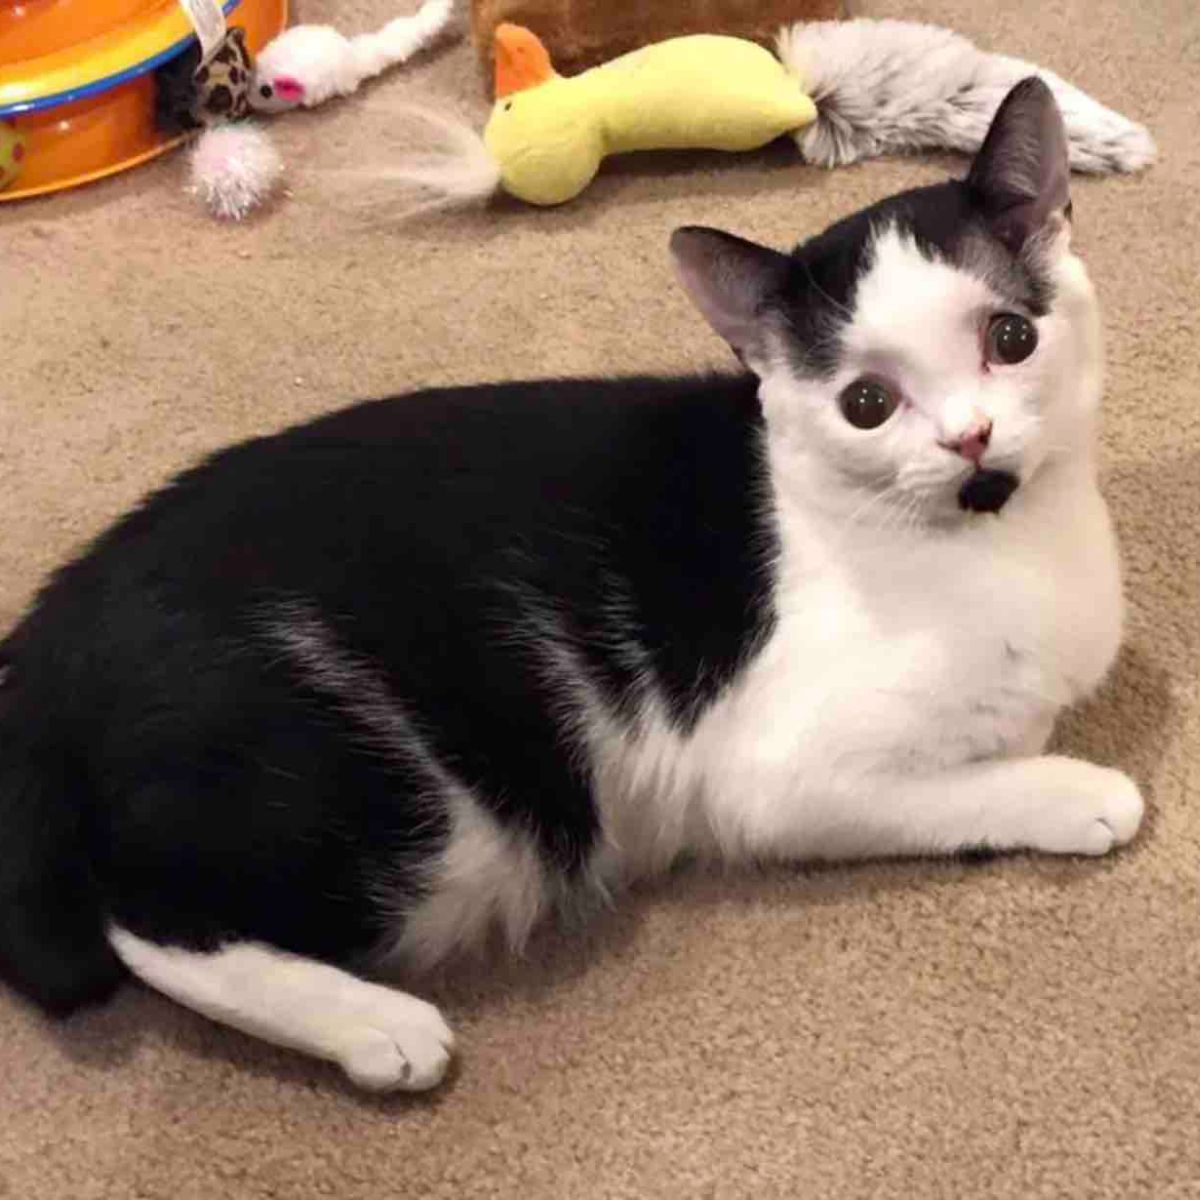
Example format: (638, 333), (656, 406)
(108, 927), (454, 1091)
(249, 0), (457, 113)
(777, 19), (1156, 173)
(382, 790), (550, 970)
(188, 123), (283, 220)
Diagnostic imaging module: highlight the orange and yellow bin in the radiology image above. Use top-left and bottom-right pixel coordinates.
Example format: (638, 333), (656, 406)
(0, 0), (288, 202)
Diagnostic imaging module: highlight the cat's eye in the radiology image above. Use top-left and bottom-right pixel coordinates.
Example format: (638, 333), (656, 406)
(985, 313), (1038, 365)
(838, 377), (900, 430)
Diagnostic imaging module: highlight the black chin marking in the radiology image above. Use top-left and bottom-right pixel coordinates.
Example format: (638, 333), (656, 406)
(958, 469), (1019, 514)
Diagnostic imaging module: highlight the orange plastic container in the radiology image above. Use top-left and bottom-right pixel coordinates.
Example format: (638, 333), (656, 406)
(0, 0), (288, 202)
(1, 0), (162, 64)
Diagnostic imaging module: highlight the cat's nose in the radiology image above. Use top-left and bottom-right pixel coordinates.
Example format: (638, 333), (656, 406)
(941, 420), (992, 464)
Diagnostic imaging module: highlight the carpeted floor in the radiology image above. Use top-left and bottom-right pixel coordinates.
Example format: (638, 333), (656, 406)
(1, 1), (1197, 1196)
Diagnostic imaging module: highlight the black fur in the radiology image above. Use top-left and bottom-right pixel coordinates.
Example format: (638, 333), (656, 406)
(959, 469), (1020, 514)
(0, 708), (124, 1013)
(153, 43), (204, 135)
(0, 375), (775, 1012)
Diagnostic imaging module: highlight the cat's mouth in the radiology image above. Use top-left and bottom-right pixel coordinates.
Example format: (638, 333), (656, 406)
(958, 468), (1020, 514)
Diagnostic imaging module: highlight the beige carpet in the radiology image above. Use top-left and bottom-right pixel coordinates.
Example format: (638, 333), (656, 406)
(1, 1), (1197, 1195)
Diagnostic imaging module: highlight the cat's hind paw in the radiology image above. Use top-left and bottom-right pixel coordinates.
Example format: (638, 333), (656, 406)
(335, 995), (455, 1092)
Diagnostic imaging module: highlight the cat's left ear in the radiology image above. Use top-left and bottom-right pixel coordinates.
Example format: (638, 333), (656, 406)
(670, 226), (791, 368)
(968, 77), (1070, 254)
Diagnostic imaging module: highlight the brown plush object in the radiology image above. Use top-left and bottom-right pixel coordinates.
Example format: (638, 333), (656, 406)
(470, 0), (846, 81)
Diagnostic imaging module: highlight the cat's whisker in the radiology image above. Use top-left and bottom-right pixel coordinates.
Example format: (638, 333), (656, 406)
(896, 492), (924, 537)
(827, 477), (893, 525)
(874, 489), (913, 538)
(834, 479), (910, 543)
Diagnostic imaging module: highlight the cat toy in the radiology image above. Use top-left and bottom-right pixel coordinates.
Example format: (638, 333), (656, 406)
(157, 0), (456, 219)
(383, 18), (1156, 209)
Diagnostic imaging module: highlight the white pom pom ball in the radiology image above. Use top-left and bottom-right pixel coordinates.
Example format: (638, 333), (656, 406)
(189, 123), (284, 220)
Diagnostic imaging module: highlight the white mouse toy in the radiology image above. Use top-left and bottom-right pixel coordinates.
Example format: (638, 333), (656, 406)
(249, 0), (455, 113)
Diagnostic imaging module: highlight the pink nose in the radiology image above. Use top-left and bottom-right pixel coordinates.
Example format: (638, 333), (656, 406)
(942, 421), (992, 464)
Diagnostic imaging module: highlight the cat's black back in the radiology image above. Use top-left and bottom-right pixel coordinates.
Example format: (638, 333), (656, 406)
(0, 374), (775, 1008)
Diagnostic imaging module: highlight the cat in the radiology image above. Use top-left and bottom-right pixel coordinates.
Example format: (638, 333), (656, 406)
(0, 79), (1142, 1093)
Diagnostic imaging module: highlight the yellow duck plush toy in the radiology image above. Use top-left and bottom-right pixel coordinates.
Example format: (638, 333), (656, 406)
(484, 24), (817, 205)
(384, 20), (1153, 212)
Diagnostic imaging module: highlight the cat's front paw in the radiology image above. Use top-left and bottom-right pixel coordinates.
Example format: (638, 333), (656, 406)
(1026, 761), (1144, 856)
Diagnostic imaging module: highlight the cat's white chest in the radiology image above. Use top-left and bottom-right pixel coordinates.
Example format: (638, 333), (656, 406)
(683, 469), (1123, 843)
(599, 465), (1123, 877)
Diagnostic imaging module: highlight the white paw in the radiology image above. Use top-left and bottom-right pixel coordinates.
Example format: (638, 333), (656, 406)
(332, 993), (455, 1092)
(1027, 762), (1144, 856)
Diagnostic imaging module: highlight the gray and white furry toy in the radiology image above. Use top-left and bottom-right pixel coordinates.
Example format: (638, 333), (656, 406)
(778, 19), (1155, 173)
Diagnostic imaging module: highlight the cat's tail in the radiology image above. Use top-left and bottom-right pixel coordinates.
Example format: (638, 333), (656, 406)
(0, 658), (124, 1015)
(778, 18), (1156, 174)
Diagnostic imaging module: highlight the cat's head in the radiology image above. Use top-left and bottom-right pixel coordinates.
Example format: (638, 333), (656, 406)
(672, 78), (1100, 527)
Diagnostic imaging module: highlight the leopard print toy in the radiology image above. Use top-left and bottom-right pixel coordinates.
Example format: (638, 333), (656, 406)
(155, 27), (255, 135)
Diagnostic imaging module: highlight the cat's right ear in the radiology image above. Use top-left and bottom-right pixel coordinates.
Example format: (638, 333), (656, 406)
(670, 226), (791, 368)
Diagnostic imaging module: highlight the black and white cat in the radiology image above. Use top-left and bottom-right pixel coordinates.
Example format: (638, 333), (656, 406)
(0, 80), (1142, 1092)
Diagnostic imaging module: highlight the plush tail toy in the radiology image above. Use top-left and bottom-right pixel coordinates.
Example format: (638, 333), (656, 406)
(781, 19), (1155, 173)
(380, 18), (1154, 210)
